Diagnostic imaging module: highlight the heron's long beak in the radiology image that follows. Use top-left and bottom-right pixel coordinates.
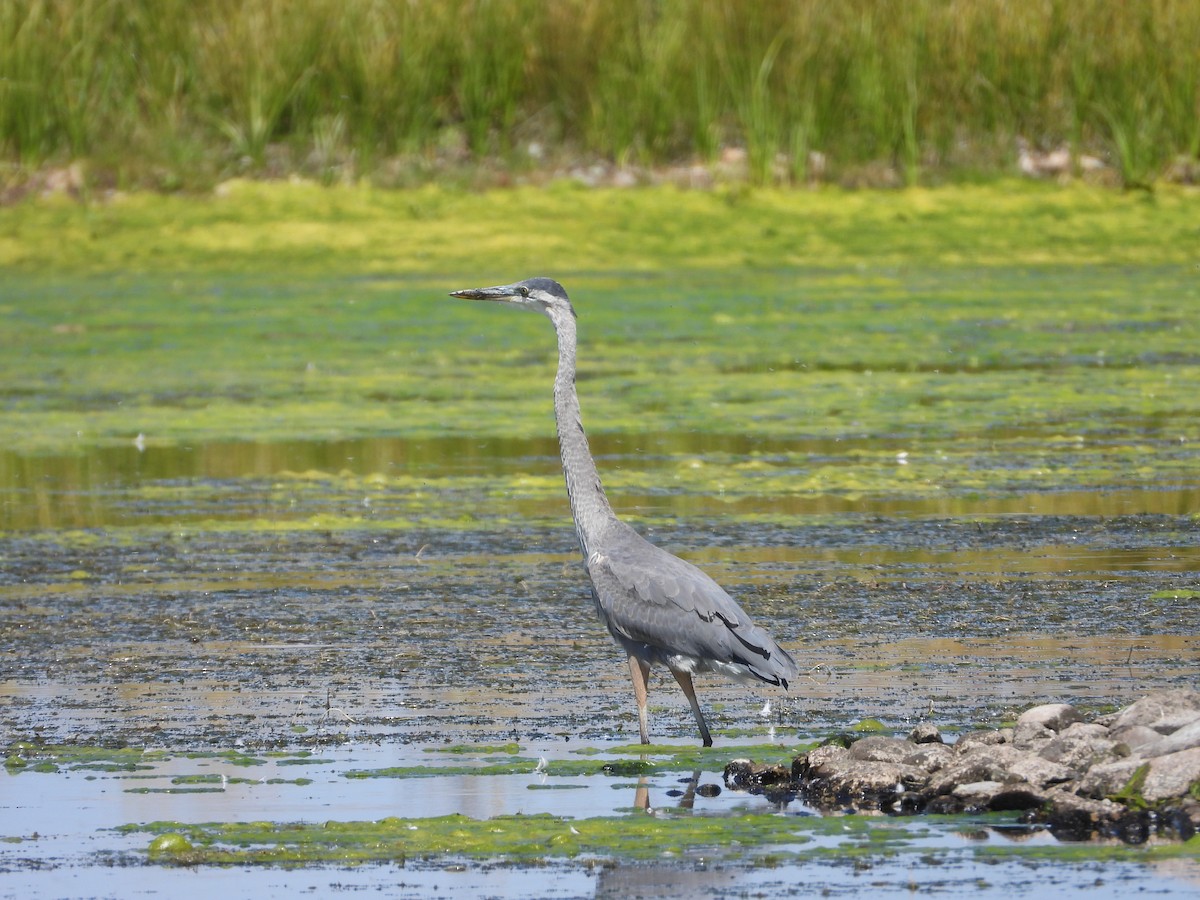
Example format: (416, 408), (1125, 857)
(449, 285), (518, 302)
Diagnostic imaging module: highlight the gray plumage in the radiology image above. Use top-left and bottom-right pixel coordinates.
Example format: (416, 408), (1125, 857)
(450, 277), (798, 746)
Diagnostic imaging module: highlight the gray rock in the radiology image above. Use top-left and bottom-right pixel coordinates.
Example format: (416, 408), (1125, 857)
(1104, 689), (1200, 734)
(903, 742), (954, 773)
(1057, 722), (1110, 740)
(1077, 757), (1145, 799)
(1110, 724), (1165, 753)
(1140, 747), (1200, 802)
(1078, 747), (1200, 803)
(772, 692), (1200, 838)
(1136, 718), (1200, 758)
(805, 758), (929, 808)
(818, 758), (927, 788)
(805, 744), (849, 769)
(909, 723), (944, 745)
(997, 746), (1076, 789)
(954, 728), (1012, 754)
(952, 780), (1004, 803)
(1038, 722), (1126, 772)
(1014, 703), (1084, 750)
(927, 745), (1074, 796)
(925, 757), (1004, 796)
(849, 735), (916, 763)
(1019, 702), (1085, 730)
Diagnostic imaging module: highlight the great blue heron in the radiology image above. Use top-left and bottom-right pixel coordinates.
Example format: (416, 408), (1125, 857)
(450, 277), (798, 746)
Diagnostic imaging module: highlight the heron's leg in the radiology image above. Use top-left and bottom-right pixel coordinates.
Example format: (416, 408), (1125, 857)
(678, 769), (701, 810)
(627, 655), (652, 744)
(670, 669), (713, 747)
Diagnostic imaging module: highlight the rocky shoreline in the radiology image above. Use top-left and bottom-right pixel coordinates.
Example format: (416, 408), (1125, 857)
(725, 690), (1200, 843)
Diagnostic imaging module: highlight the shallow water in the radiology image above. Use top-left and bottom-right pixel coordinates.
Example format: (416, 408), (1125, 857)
(2, 264), (1200, 895)
(4, 431), (1200, 531)
(4, 739), (1200, 899)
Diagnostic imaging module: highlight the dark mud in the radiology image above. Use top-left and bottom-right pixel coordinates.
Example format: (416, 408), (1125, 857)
(4, 515), (1200, 896)
(3, 512), (1199, 752)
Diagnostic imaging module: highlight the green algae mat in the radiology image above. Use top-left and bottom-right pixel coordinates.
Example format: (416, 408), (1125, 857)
(125, 814), (1200, 867)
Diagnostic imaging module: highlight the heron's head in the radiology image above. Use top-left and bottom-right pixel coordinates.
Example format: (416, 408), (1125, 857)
(450, 277), (575, 320)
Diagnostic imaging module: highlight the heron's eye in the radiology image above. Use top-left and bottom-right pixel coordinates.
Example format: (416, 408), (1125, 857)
(519, 286), (530, 297)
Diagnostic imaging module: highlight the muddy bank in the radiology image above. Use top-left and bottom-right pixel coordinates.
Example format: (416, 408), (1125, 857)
(726, 690), (1200, 843)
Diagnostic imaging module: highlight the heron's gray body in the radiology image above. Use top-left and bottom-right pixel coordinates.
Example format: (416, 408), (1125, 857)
(451, 277), (798, 745)
(587, 526), (793, 686)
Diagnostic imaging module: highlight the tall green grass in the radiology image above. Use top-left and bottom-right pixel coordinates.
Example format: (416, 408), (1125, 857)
(1, 0), (1197, 189)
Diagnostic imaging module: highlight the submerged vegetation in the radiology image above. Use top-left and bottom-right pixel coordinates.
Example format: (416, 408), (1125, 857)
(121, 812), (1200, 867)
(2, 0), (1199, 191)
(122, 812), (823, 864)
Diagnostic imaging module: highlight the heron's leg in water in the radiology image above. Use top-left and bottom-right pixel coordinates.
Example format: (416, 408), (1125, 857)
(671, 669), (713, 747)
(628, 655), (652, 744)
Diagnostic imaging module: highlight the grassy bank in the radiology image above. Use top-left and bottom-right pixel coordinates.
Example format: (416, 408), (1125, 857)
(2, 0), (1198, 191)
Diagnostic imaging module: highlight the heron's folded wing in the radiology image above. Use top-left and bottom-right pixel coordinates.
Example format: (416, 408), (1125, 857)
(588, 538), (794, 682)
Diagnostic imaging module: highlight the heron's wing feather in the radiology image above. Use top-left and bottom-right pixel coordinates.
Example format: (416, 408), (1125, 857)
(588, 530), (797, 685)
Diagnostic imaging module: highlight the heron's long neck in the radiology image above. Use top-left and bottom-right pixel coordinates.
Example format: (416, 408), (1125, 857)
(550, 311), (618, 559)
